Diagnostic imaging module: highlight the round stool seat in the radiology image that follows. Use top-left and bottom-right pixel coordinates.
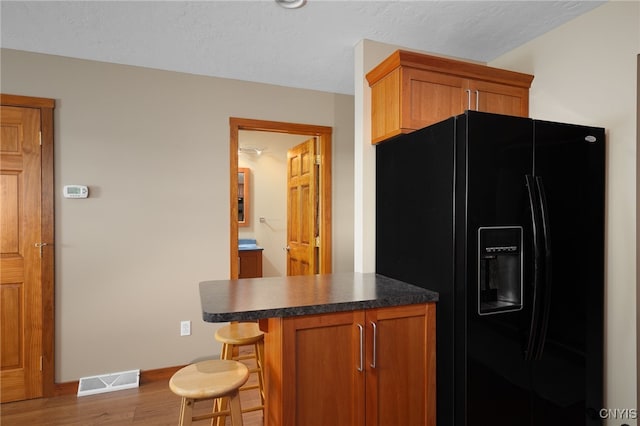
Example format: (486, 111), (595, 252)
(169, 359), (249, 400)
(215, 322), (264, 345)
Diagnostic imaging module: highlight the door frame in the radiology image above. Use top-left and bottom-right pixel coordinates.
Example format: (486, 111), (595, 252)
(1, 94), (55, 397)
(229, 118), (332, 279)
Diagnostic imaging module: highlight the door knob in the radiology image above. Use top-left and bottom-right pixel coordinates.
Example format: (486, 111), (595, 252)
(35, 242), (49, 256)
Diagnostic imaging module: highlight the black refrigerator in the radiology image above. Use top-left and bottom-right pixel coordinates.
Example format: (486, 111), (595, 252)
(376, 111), (604, 426)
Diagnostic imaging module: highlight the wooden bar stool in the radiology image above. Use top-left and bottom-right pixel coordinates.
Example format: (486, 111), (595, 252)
(169, 359), (249, 426)
(213, 322), (265, 424)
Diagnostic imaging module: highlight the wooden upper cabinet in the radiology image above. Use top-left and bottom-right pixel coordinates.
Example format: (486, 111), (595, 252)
(366, 50), (534, 144)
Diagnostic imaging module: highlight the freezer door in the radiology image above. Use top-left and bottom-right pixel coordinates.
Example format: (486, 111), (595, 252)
(376, 118), (458, 426)
(532, 120), (605, 425)
(460, 111), (534, 426)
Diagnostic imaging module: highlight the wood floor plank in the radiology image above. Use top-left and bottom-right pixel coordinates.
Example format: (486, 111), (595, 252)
(1, 357), (264, 426)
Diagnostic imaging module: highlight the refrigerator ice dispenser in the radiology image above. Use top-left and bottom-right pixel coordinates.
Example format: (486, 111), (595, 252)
(478, 226), (523, 315)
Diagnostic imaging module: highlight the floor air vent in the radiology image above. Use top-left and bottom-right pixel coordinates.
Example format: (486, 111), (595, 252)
(77, 369), (140, 397)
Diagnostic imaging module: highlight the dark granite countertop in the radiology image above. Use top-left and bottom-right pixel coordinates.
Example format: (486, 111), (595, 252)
(199, 272), (438, 322)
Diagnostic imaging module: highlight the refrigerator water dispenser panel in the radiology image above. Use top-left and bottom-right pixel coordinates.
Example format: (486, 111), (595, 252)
(478, 226), (523, 315)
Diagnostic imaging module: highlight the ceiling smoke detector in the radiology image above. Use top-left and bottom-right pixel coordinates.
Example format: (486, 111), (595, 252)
(275, 0), (307, 9)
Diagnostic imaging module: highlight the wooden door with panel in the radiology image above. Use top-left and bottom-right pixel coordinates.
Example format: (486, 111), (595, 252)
(0, 105), (44, 402)
(286, 137), (318, 276)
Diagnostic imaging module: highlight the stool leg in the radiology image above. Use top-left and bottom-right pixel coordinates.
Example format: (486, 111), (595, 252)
(221, 343), (231, 361)
(180, 398), (194, 426)
(210, 398), (219, 426)
(216, 343), (232, 426)
(214, 396), (229, 426)
(255, 341), (266, 406)
(228, 390), (244, 426)
(211, 397), (224, 426)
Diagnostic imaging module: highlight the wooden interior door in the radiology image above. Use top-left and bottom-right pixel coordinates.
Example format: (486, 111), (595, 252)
(286, 138), (318, 276)
(1, 105), (44, 402)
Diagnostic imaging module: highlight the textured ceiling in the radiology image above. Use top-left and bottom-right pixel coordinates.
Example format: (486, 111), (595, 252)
(1, 1), (605, 95)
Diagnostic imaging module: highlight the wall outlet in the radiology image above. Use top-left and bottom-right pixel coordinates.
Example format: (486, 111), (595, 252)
(180, 320), (191, 336)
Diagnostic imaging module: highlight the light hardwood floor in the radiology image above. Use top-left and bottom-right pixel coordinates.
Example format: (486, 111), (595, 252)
(1, 354), (264, 426)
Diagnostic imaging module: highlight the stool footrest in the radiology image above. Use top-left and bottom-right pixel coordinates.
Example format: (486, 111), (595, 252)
(239, 383), (259, 392)
(233, 354), (257, 361)
(192, 408), (231, 422)
(241, 404), (265, 414)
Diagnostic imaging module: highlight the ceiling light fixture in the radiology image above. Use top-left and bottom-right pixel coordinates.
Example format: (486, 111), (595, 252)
(238, 147), (266, 156)
(275, 0), (306, 9)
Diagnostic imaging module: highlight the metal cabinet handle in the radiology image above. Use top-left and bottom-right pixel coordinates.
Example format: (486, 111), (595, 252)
(370, 321), (377, 369)
(465, 89), (471, 110)
(357, 324), (364, 372)
(475, 90), (479, 110)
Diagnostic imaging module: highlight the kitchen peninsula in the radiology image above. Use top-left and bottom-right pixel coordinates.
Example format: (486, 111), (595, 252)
(199, 272), (438, 426)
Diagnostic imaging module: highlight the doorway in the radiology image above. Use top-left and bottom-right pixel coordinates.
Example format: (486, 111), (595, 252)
(229, 118), (332, 279)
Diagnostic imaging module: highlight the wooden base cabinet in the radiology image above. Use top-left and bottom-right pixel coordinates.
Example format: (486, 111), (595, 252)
(366, 50), (534, 144)
(261, 303), (436, 426)
(238, 249), (263, 278)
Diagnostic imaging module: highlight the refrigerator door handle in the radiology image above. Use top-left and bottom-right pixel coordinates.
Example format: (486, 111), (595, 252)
(525, 174), (542, 361)
(534, 176), (553, 360)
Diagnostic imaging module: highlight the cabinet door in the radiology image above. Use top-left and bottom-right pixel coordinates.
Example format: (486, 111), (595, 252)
(468, 79), (529, 118)
(365, 303), (436, 426)
(280, 311), (366, 426)
(402, 68), (466, 131)
(370, 68), (402, 143)
(238, 250), (262, 278)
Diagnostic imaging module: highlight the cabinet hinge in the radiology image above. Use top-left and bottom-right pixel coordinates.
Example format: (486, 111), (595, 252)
(315, 236), (320, 247)
(39, 131), (42, 146)
(315, 155), (321, 165)
(40, 356), (43, 371)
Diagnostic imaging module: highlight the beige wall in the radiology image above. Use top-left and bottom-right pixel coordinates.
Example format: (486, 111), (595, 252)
(0, 48), (355, 382)
(355, 1), (639, 422)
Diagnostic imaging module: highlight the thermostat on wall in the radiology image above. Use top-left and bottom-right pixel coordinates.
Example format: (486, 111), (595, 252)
(63, 185), (89, 199)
